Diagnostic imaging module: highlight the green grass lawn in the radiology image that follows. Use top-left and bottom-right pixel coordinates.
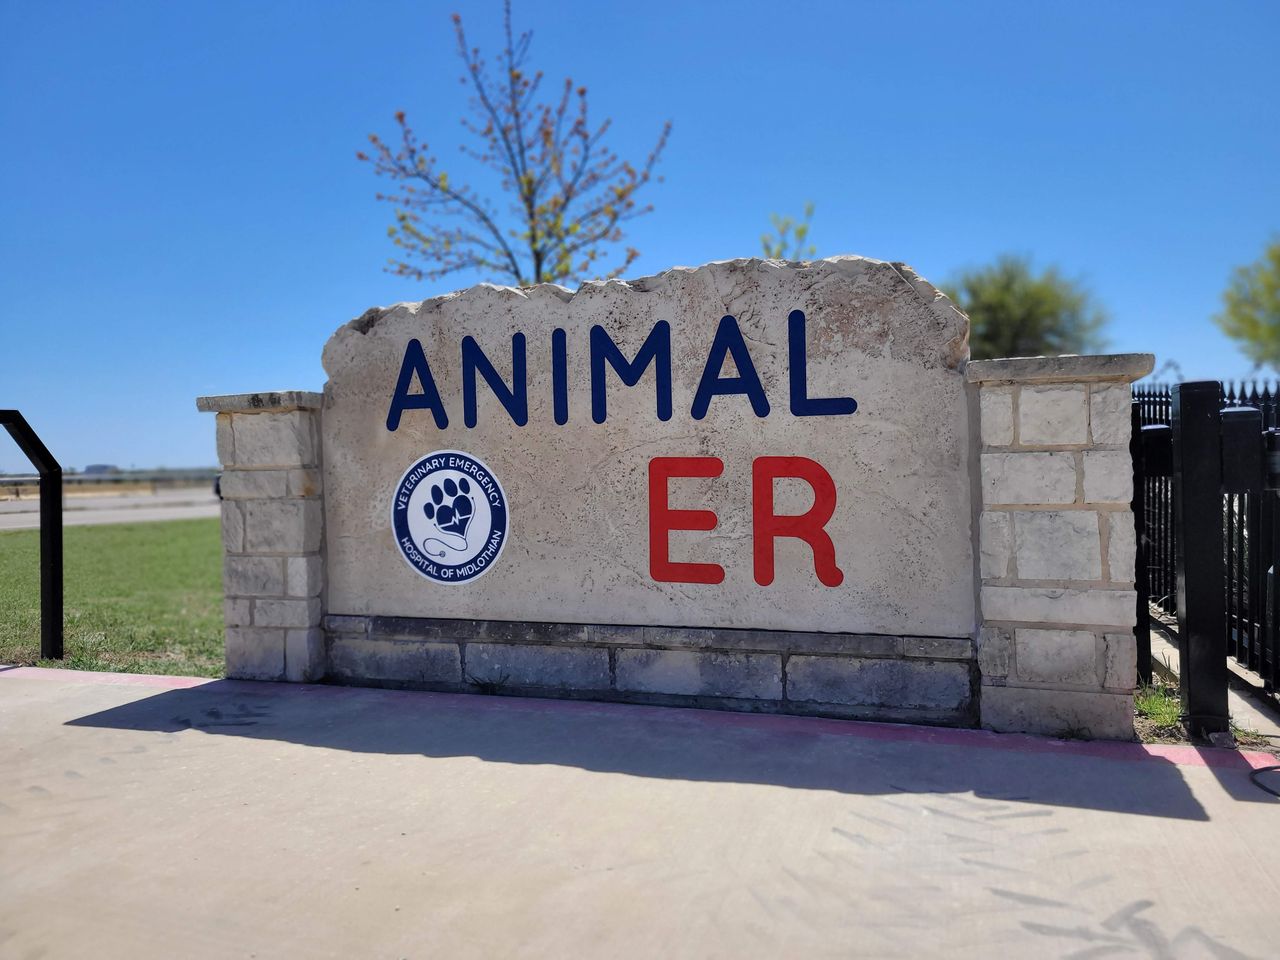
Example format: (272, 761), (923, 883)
(0, 518), (224, 677)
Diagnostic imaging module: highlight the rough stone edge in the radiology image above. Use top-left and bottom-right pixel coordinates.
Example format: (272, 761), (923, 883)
(965, 354), (1154, 385)
(321, 255), (970, 375)
(196, 391), (324, 413)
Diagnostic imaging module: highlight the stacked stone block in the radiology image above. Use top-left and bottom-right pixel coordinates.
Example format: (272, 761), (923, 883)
(324, 616), (977, 725)
(967, 355), (1153, 739)
(197, 392), (325, 682)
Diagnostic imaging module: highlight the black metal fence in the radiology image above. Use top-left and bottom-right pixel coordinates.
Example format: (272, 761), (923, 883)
(0, 410), (63, 660)
(1134, 385), (1177, 617)
(1133, 382), (1280, 701)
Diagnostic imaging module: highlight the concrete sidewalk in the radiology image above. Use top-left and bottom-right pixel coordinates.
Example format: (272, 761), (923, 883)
(1, 668), (1278, 959)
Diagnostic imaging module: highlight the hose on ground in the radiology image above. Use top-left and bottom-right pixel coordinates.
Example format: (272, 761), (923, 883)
(1249, 765), (1280, 798)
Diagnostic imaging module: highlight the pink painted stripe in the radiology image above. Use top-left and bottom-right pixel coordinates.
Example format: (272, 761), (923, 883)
(473, 692), (1280, 771)
(747, 712), (1280, 771)
(2, 664), (1275, 771)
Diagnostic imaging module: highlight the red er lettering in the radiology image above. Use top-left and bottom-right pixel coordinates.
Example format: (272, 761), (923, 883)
(648, 457), (725, 584)
(751, 456), (844, 587)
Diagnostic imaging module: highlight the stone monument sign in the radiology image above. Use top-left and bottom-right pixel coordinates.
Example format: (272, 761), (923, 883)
(323, 257), (972, 635)
(199, 256), (1151, 738)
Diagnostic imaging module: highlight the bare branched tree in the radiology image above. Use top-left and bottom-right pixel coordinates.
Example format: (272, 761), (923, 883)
(358, 1), (671, 287)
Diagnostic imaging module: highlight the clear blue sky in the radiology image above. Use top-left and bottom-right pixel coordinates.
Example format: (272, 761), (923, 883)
(2, 0), (1277, 472)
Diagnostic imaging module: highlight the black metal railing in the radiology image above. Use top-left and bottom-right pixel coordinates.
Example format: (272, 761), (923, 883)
(1133, 382), (1280, 701)
(1134, 385), (1177, 617)
(0, 410), (63, 660)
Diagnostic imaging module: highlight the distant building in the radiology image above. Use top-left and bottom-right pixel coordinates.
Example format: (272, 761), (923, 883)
(82, 464), (120, 475)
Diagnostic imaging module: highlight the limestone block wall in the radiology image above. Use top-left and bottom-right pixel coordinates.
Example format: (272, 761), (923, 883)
(324, 615), (977, 725)
(196, 392), (325, 682)
(966, 355), (1152, 739)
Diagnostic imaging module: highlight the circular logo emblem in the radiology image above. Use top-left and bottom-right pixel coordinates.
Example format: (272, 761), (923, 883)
(391, 450), (509, 584)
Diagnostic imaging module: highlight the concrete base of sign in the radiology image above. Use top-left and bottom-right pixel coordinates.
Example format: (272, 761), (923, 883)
(324, 615), (977, 726)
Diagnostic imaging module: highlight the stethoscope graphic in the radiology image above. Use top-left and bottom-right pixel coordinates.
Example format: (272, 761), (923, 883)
(420, 504), (471, 558)
(421, 532), (467, 559)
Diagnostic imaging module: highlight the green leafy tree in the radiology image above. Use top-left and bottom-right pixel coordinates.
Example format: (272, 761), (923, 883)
(944, 255), (1108, 361)
(358, 1), (671, 287)
(1214, 238), (1280, 370)
(761, 202), (816, 260)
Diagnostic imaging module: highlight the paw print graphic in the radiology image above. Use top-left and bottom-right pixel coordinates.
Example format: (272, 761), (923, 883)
(424, 476), (475, 548)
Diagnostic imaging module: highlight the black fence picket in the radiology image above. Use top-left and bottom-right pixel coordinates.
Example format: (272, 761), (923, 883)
(0, 410), (63, 660)
(1134, 385), (1177, 616)
(1133, 381), (1280, 692)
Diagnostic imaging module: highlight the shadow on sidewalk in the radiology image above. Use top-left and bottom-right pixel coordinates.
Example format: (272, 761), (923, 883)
(64, 678), (1270, 821)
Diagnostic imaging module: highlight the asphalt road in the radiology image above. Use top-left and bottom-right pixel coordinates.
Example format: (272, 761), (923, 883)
(0, 488), (220, 530)
(1, 667), (1277, 959)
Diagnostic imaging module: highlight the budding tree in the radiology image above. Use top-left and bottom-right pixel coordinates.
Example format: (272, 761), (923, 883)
(358, 1), (671, 287)
(761, 202), (817, 260)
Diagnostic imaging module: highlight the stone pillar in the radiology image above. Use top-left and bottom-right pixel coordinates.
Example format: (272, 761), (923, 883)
(196, 392), (325, 682)
(967, 355), (1153, 739)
